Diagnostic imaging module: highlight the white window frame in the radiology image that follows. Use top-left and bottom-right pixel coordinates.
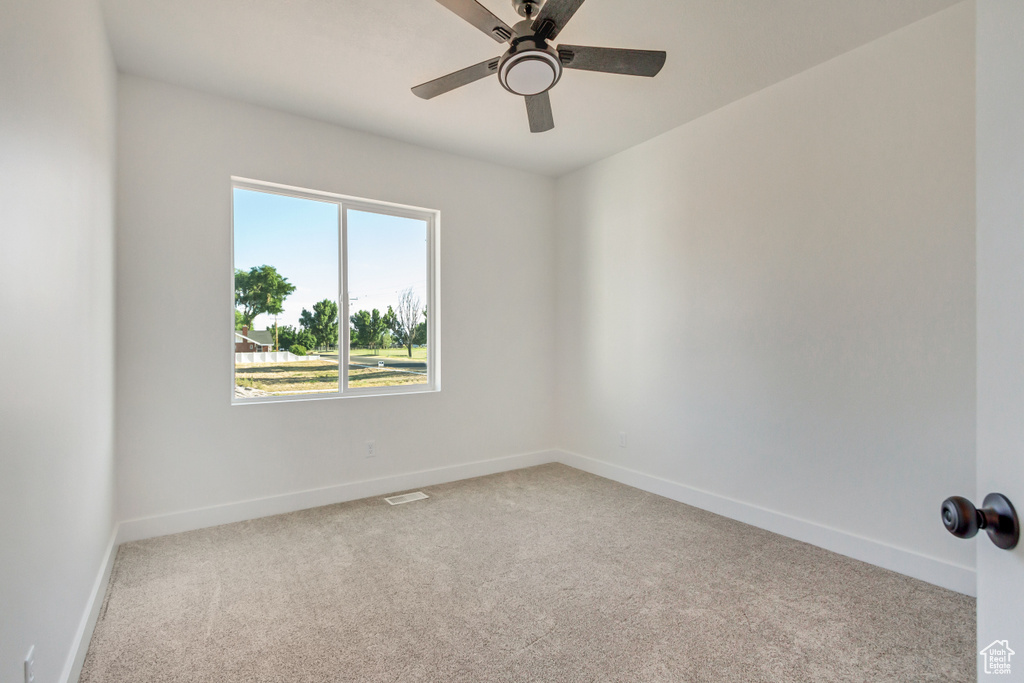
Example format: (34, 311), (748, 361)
(231, 177), (440, 404)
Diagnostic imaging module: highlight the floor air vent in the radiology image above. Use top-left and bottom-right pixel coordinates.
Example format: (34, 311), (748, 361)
(384, 491), (429, 506)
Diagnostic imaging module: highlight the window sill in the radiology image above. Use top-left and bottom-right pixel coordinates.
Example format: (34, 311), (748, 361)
(231, 384), (440, 406)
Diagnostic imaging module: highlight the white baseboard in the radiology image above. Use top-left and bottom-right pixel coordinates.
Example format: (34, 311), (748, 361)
(115, 448), (976, 595)
(553, 449), (976, 597)
(63, 450), (558, 682)
(61, 527), (119, 683)
(116, 449), (559, 544)
(63, 447), (972, 682)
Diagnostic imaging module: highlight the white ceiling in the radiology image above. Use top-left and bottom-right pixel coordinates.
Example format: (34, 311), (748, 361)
(99, 0), (961, 176)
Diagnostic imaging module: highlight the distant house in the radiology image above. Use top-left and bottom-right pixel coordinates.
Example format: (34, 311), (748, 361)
(235, 325), (273, 352)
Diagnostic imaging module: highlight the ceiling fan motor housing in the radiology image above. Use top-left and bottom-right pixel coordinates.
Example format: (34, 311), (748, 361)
(414, 0), (667, 133)
(498, 29), (562, 96)
(512, 0), (545, 18)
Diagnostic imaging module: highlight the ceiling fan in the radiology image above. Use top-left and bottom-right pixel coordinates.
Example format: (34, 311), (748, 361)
(412, 0), (667, 133)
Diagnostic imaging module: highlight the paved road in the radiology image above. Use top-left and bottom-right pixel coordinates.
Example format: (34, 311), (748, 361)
(349, 359), (427, 373)
(317, 353), (426, 370)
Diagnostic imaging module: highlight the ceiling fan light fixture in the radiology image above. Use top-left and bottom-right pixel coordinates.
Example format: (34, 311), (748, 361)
(499, 49), (561, 96)
(415, 0), (667, 132)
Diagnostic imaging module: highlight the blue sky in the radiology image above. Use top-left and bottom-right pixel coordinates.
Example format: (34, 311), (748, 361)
(233, 188), (427, 332)
(348, 209), (428, 324)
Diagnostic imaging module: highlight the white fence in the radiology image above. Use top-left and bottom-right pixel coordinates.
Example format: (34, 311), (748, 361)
(235, 351), (322, 364)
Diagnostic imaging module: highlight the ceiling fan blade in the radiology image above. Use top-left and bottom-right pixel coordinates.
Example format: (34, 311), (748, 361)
(525, 91), (554, 133)
(435, 0), (513, 42)
(557, 45), (666, 77)
(412, 58), (500, 100)
(531, 0), (585, 41)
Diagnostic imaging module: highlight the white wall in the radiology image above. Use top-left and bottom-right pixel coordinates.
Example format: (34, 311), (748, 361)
(975, 0), (1024, 670)
(115, 75), (556, 522)
(555, 3), (976, 589)
(0, 0), (117, 681)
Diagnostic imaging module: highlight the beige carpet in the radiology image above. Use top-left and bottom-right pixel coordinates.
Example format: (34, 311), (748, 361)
(80, 464), (974, 682)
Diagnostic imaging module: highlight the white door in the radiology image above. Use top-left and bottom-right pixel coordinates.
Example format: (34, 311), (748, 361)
(976, 2), (1024, 681)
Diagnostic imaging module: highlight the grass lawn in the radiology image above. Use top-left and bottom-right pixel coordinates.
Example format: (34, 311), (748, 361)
(235, 360), (339, 394)
(308, 347), (426, 366)
(350, 346), (427, 361)
(348, 367), (427, 388)
(236, 358), (426, 394)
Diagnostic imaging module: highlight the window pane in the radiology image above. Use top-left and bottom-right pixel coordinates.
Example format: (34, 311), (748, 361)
(233, 188), (339, 399)
(347, 209), (428, 389)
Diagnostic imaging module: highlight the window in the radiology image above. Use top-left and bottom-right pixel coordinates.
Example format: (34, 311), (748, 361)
(232, 178), (438, 402)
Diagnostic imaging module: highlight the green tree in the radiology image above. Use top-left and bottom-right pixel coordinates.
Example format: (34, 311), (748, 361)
(390, 321), (426, 348)
(299, 299), (339, 350)
(350, 308), (396, 352)
(234, 265), (296, 331)
(235, 309), (245, 331)
(276, 325), (315, 352)
(276, 324), (298, 349)
(296, 329), (316, 351)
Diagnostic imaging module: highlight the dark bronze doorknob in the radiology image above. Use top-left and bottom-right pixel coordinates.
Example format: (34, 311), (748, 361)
(941, 493), (1019, 550)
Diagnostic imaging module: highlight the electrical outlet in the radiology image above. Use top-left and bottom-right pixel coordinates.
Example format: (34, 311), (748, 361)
(25, 646), (35, 683)
(366, 440), (376, 458)
(618, 432), (627, 448)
